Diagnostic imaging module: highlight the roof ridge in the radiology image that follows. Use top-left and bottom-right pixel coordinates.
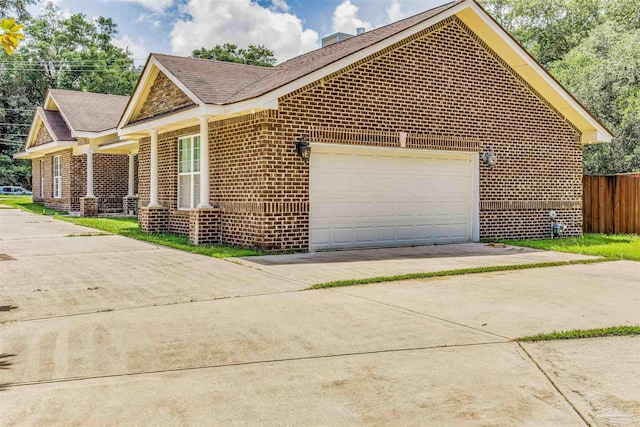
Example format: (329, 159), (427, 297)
(152, 52), (277, 72)
(275, 0), (461, 69)
(48, 88), (129, 99)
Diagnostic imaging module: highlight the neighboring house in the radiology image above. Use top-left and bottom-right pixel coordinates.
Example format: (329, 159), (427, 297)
(117, 0), (612, 251)
(14, 89), (138, 216)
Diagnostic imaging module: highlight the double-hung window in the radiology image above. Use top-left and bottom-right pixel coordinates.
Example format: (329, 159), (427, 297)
(40, 160), (44, 197)
(53, 155), (61, 198)
(177, 135), (201, 209)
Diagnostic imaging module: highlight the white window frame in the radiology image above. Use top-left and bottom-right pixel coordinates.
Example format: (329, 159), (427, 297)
(40, 160), (44, 198)
(53, 155), (61, 199)
(177, 135), (201, 210)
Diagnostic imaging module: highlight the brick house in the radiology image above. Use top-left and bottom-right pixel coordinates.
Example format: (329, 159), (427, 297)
(15, 89), (138, 216)
(118, 0), (612, 250)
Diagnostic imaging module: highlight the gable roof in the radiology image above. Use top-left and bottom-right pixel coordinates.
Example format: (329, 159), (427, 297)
(120, 0), (612, 143)
(151, 54), (276, 105)
(47, 89), (130, 133)
(39, 108), (73, 142)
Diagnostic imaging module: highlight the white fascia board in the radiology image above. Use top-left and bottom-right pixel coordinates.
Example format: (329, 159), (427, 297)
(43, 91), (58, 111)
(13, 151), (32, 159)
(73, 128), (118, 139)
(21, 140), (76, 158)
(24, 113), (41, 149)
(118, 108), (199, 137)
(118, 57), (204, 129)
(97, 139), (139, 154)
(466, 2), (612, 143)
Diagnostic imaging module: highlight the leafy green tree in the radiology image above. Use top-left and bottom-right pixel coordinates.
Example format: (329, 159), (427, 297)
(192, 43), (276, 67)
(0, 3), (139, 187)
(0, 0), (37, 20)
(552, 23), (640, 174)
(479, 0), (603, 67)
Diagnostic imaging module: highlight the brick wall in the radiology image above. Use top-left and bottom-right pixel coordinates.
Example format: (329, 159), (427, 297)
(31, 149), (73, 211)
(272, 17), (582, 243)
(33, 150), (131, 214)
(73, 153), (130, 213)
(33, 123), (54, 147)
(136, 17), (583, 249)
(134, 72), (196, 122)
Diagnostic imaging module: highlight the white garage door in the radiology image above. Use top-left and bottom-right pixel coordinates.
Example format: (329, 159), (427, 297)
(309, 144), (476, 251)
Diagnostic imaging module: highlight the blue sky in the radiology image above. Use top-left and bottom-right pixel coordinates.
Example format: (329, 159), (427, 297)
(32, 0), (450, 64)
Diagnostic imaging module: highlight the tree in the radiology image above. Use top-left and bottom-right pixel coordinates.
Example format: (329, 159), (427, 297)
(0, 3), (140, 187)
(552, 23), (640, 174)
(479, 0), (603, 67)
(192, 43), (276, 67)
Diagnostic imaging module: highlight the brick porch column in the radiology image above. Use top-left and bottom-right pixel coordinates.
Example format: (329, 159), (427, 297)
(198, 116), (211, 208)
(149, 128), (160, 207)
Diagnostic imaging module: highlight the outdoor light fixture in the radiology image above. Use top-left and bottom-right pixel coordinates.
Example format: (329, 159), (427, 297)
(482, 147), (498, 168)
(296, 136), (311, 163)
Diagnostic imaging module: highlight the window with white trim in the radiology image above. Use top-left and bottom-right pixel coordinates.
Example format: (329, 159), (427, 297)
(40, 160), (44, 197)
(53, 155), (61, 198)
(177, 135), (201, 209)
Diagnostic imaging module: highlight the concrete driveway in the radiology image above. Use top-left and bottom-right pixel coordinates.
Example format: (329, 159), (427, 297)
(1, 207), (639, 426)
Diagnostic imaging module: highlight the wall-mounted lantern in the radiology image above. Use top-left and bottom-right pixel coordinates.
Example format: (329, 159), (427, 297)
(482, 147), (498, 168)
(296, 136), (311, 163)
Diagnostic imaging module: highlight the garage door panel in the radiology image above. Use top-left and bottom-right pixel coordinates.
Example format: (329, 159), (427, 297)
(310, 146), (474, 251)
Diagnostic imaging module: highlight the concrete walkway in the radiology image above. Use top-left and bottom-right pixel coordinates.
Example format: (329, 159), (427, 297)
(1, 207), (639, 426)
(236, 243), (597, 285)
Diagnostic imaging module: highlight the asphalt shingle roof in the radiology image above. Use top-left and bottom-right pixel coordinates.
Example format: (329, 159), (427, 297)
(39, 107), (73, 141)
(48, 89), (130, 133)
(151, 0), (461, 105)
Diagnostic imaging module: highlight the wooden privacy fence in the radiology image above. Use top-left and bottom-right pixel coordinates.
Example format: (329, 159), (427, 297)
(583, 174), (640, 234)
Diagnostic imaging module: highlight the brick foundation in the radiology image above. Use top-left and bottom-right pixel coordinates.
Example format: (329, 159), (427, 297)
(123, 196), (139, 216)
(80, 197), (98, 217)
(139, 206), (169, 233)
(189, 208), (221, 245)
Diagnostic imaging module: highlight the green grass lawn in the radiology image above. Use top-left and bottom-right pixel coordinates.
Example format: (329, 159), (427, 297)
(0, 196), (261, 258)
(0, 195), (66, 215)
(500, 234), (640, 261)
(517, 325), (640, 342)
(58, 216), (262, 258)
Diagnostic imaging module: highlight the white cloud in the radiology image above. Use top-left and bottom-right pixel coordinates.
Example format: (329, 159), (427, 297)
(113, 0), (174, 14)
(386, 0), (404, 22)
(114, 34), (149, 62)
(270, 0), (290, 13)
(136, 12), (161, 29)
(170, 0), (319, 63)
(332, 0), (372, 34)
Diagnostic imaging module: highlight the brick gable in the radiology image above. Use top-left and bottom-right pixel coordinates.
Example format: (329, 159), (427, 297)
(33, 123), (54, 147)
(133, 71), (196, 123)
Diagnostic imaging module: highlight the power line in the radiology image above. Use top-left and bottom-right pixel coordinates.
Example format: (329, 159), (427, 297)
(1, 134), (29, 137)
(0, 123), (31, 126)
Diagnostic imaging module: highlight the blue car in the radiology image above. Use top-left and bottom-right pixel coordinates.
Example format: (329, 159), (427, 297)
(0, 186), (33, 195)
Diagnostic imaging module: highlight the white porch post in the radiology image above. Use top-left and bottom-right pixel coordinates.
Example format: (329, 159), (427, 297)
(149, 129), (160, 207)
(127, 153), (135, 197)
(86, 147), (95, 198)
(198, 116), (211, 208)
